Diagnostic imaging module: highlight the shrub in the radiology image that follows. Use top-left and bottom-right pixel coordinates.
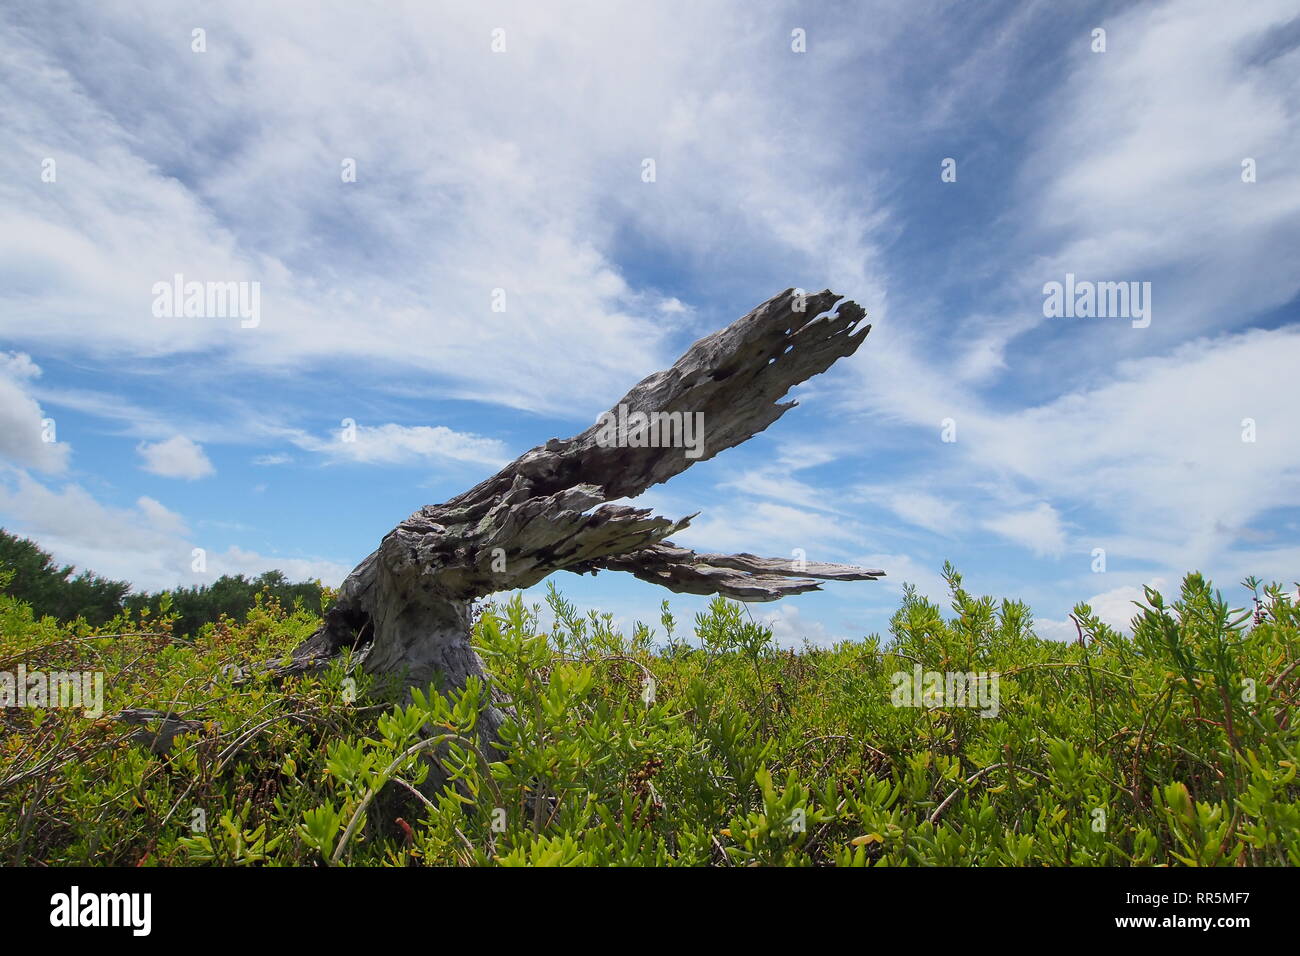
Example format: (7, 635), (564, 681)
(0, 570), (1295, 866)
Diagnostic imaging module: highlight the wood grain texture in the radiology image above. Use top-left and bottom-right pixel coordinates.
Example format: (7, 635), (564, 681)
(283, 289), (883, 762)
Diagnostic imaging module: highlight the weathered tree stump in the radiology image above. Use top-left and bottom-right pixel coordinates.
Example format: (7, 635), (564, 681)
(286, 288), (883, 774)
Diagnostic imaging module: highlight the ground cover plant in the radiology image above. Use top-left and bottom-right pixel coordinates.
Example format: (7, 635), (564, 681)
(1, 565), (1296, 866)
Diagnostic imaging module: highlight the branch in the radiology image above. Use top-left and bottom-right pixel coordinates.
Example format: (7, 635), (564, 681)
(392, 288), (871, 596)
(570, 542), (884, 602)
(441, 288), (869, 518)
(288, 288), (880, 665)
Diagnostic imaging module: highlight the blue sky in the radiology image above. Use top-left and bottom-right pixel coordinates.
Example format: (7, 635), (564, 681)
(2, 0), (1299, 646)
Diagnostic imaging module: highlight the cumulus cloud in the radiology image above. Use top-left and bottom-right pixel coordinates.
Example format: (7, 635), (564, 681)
(137, 435), (215, 480)
(0, 469), (347, 591)
(0, 352), (69, 474)
(758, 603), (838, 649)
(1036, 577), (1170, 641)
(1031, 617), (1080, 644)
(207, 546), (351, 588)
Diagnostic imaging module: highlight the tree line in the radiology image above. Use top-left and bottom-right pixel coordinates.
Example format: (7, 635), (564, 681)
(0, 528), (324, 636)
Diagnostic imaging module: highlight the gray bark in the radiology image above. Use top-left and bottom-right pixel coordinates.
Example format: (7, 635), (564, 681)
(284, 288), (883, 769)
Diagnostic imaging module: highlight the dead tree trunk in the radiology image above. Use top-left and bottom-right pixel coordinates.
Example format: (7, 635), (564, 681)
(285, 288), (883, 767)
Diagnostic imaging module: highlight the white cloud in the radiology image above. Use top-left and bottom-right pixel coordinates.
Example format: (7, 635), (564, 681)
(135, 495), (188, 536)
(292, 423), (508, 468)
(849, 320), (1300, 589)
(0, 472), (189, 589)
(3, 1), (1295, 646)
(983, 503), (1066, 558)
(1032, 617), (1079, 644)
(208, 546), (351, 588)
(979, 329), (1300, 570)
(1084, 579), (1169, 635)
(0, 2), (888, 416)
(834, 0), (1300, 585)
(1020, 0), (1300, 338)
(674, 500), (863, 558)
(884, 491), (961, 536)
(137, 435), (215, 480)
(920, 0), (1300, 384)
(852, 551), (948, 606)
(0, 352), (69, 474)
(757, 603), (838, 649)
(0, 469), (347, 591)
(1036, 577), (1170, 640)
(720, 469), (843, 515)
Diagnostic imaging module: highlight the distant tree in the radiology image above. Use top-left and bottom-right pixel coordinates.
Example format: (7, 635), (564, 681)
(125, 571), (324, 637)
(0, 528), (324, 636)
(0, 528), (131, 627)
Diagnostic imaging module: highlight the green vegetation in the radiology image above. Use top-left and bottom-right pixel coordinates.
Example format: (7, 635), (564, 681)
(122, 570), (325, 639)
(0, 560), (1296, 866)
(0, 529), (324, 637)
(0, 529), (130, 627)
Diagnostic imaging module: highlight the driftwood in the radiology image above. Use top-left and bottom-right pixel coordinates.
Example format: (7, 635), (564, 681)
(117, 708), (209, 756)
(284, 288), (883, 772)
